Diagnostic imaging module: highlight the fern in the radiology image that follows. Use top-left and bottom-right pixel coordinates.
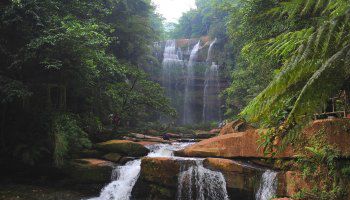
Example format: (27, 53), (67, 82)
(241, 1), (350, 145)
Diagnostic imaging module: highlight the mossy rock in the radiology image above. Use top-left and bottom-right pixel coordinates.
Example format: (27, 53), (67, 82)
(95, 140), (149, 157)
(79, 149), (104, 159)
(66, 159), (114, 183)
(103, 153), (122, 163)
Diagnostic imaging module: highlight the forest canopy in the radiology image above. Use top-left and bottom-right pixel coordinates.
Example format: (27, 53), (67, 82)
(0, 0), (174, 166)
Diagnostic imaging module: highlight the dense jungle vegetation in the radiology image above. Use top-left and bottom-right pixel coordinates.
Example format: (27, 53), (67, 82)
(0, 0), (174, 168)
(1, 0), (350, 198)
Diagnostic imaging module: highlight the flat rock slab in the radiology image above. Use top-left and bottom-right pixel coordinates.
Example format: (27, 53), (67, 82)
(96, 140), (150, 157)
(67, 159), (114, 183)
(175, 130), (294, 159)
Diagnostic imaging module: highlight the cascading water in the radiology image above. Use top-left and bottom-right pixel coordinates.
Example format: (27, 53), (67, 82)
(89, 143), (193, 200)
(89, 160), (142, 200)
(183, 41), (201, 124)
(206, 38), (217, 62)
(161, 40), (185, 121)
(202, 62), (221, 122)
(177, 160), (229, 200)
(255, 170), (278, 200)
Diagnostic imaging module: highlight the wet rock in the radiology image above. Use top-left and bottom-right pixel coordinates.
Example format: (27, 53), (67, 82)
(67, 159), (114, 183)
(140, 157), (181, 187)
(103, 153), (122, 163)
(95, 140), (149, 157)
(203, 158), (261, 192)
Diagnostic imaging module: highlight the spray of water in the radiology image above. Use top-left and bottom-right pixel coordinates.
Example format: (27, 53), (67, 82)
(177, 160), (229, 200)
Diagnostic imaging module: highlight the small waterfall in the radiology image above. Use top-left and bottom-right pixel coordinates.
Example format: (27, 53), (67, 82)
(183, 41), (201, 124)
(255, 170), (278, 200)
(177, 160), (229, 200)
(89, 143), (193, 200)
(89, 160), (141, 200)
(206, 38), (217, 62)
(202, 62), (221, 122)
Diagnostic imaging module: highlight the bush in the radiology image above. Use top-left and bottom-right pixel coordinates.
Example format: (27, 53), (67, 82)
(51, 113), (92, 167)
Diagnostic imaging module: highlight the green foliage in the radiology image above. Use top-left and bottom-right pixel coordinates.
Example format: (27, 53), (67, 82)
(0, 0), (174, 167)
(234, 0), (350, 143)
(294, 131), (347, 200)
(52, 113), (91, 167)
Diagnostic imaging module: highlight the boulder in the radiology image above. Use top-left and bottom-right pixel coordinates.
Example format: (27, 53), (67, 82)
(140, 157), (181, 187)
(67, 159), (114, 183)
(176, 130), (294, 159)
(96, 140), (149, 157)
(203, 158), (261, 191)
(103, 153), (122, 163)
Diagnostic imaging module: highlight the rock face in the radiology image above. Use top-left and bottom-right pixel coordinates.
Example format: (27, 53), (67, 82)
(176, 130), (294, 159)
(303, 118), (350, 156)
(203, 158), (261, 199)
(132, 157), (185, 200)
(67, 159), (114, 183)
(140, 157), (181, 187)
(96, 140), (149, 157)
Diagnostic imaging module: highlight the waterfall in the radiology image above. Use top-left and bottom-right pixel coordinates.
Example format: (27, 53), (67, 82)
(162, 40), (184, 121)
(89, 160), (142, 200)
(206, 38), (217, 62)
(183, 41), (201, 124)
(255, 170), (278, 200)
(177, 160), (229, 200)
(162, 40), (184, 96)
(89, 143), (193, 200)
(202, 62), (221, 122)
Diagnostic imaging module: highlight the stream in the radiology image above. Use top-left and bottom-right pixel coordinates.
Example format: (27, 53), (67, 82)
(88, 142), (278, 200)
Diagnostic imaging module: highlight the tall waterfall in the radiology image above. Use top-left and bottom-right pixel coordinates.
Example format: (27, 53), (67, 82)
(202, 62), (221, 122)
(183, 41), (201, 124)
(177, 160), (229, 200)
(162, 40), (184, 113)
(255, 170), (278, 200)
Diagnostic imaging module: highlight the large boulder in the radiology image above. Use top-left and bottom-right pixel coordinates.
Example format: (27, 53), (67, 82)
(132, 157), (185, 200)
(140, 157), (181, 187)
(67, 159), (114, 183)
(176, 130), (294, 159)
(96, 140), (149, 157)
(203, 158), (261, 193)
